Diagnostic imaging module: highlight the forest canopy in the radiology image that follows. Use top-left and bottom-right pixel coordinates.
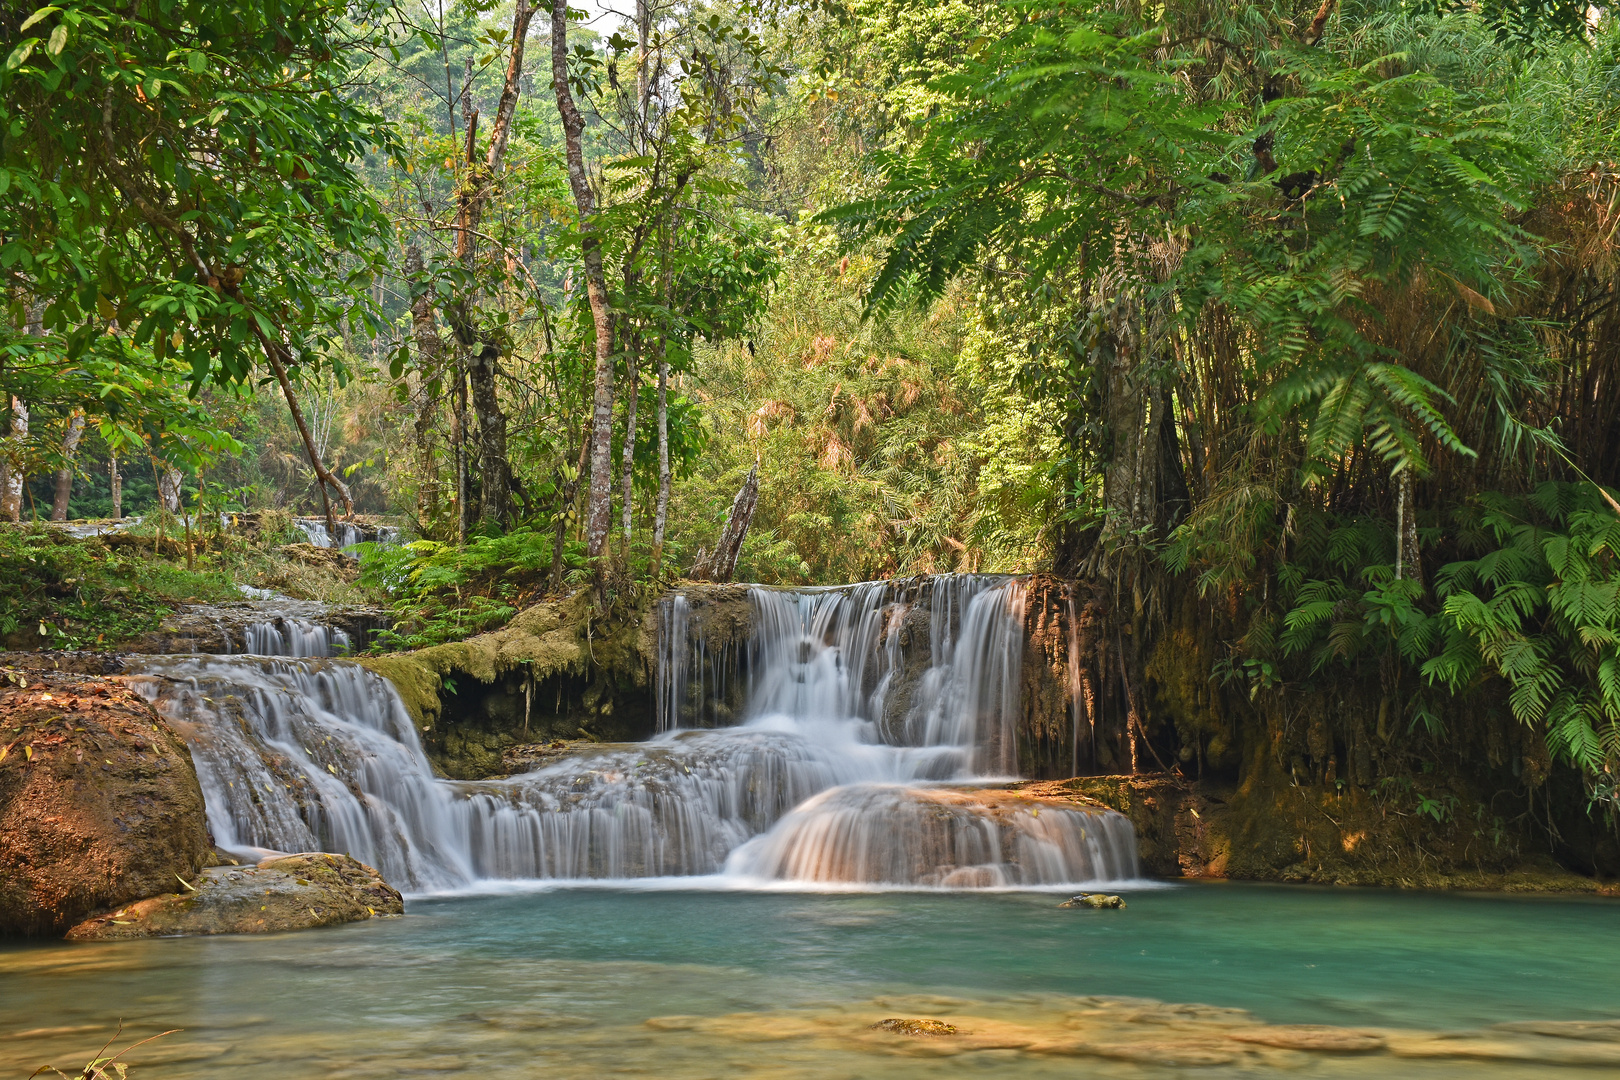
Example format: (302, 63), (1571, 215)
(5, 0), (1620, 800)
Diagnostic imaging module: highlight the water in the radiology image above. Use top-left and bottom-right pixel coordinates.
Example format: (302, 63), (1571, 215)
(128, 576), (1136, 891)
(294, 518), (402, 554)
(11, 575), (1620, 1075)
(241, 618), (352, 657)
(4, 884), (1619, 1078)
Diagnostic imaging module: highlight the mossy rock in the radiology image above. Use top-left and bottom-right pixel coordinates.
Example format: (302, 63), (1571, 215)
(65, 852), (403, 939)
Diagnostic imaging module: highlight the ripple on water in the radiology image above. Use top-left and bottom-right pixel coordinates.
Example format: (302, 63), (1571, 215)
(5, 885), (1620, 1079)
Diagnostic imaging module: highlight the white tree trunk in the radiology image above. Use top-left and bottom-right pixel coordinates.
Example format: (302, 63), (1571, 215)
(621, 343), (639, 546)
(652, 343), (671, 575)
(0, 397), (29, 522)
(159, 466), (183, 513)
(51, 411), (86, 521)
(551, 0), (616, 560)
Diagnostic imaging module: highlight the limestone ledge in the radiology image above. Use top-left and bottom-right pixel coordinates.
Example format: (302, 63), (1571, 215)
(1016, 775), (1620, 894)
(66, 852), (403, 940)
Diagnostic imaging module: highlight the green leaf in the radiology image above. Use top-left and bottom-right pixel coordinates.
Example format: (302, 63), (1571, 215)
(18, 7), (59, 32)
(6, 39), (40, 70)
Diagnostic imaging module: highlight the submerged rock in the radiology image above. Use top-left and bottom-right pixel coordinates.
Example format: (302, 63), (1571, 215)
(1059, 892), (1126, 909)
(0, 671), (210, 936)
(1227, 1025), (1385, 1052)
(869, 1018), (958, 1036)
(65, 852), (402, 940)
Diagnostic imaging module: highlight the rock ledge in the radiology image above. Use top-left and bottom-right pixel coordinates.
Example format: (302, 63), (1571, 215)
(66, 852), (403, 940)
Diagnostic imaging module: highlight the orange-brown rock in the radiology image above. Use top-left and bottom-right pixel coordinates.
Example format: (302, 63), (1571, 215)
(0, 669), (210, 936)
(65, 852), (403, 939)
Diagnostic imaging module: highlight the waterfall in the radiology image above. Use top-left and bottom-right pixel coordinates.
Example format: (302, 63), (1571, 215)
(293, 519), (402, 554)
(728, 785), (1137, 886)
(243, 618), (353, 657)
(131, 575), (1139, 891)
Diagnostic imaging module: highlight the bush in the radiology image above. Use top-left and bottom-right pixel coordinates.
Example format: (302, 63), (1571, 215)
(0, 527), (238, 649)
(356, 527), (587, 650)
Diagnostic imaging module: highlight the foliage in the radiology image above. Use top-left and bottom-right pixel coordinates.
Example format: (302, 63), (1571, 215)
(0, 527), (239, 648)
(357, 529), (587, 649)
(1261, 483), (1620, 791)
(1427, 485), (1620, 780)
(828, 1), (1544, 487)
(1, 0), (397, 391)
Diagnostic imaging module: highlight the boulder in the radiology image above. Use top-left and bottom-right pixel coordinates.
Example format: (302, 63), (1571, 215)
(0, 670), (211, 936)
(1059, 893), (1126, 909)
(66, 852), (403, 939)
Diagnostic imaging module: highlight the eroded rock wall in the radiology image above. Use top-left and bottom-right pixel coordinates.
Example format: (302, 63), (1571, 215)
(363, 591), (657, 779)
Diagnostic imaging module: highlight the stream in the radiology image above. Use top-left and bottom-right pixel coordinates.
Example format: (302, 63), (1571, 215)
(2, 574), (1617, 1076)
(4, 884), (1619, 1077)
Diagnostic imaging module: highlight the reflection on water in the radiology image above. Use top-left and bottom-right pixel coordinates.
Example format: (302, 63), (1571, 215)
(4, 884), (1619, 1078)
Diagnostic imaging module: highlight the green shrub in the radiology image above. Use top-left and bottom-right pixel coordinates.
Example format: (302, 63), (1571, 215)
(357, 527), (587, 650)
(0, 528), (239, 648)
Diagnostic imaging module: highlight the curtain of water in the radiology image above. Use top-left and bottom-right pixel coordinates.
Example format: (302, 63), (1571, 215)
(242, 619), (352, 657)
(133, 575), (1138, 890)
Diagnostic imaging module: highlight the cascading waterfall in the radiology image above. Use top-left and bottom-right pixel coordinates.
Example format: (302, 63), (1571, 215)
(242, 619), (352, 657)
(294, 519), (402, 554)
(130, 574), (1138, 892)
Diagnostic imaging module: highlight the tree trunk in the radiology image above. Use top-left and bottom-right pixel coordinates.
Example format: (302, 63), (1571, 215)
(452, 363), (470, 542)
(651, 337), (671, 577)
(51, 411), (86, 521)
(552, 433), (590, 589)
(552, 0), (617, 561)
(0, 397), (27, 523)
(109, 450), (121, 520)
(255, 333), (352, 538)
(691, 462), (758, 583)
(620, 327), (640, 550)
(405, 243), (446, 524)
(1091, 291), (1189, 564)
(1395, 469), (1421, 584)
(449, 0), (534, 533)
(636, 0), (650, 123)
(469, 343), (511, 528)
(159, 465), (183, 513)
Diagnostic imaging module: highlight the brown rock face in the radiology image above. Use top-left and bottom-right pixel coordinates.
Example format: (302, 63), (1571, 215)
(0, 670), (211, 936)
(65, 852), (403, 939)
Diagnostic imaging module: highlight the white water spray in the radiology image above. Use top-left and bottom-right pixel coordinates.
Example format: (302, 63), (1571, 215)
(131, 576), (1138, 891)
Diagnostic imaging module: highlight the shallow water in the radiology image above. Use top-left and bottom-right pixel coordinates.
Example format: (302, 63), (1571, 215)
(4, 882), (1619, 1078)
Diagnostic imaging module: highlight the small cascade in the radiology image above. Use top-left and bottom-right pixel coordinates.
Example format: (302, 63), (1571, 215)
(242, 618), (352, 658)
(294, 518), (363, 549)
(294, 519), (402, 555)
(655, 592), (747, 731)
(129, 657), (928, 890)
(133, 574), (1139, 892)
(727, 785), (1138, 886)
(903, 576), (1027, 776)
(128, 657), (466, 891)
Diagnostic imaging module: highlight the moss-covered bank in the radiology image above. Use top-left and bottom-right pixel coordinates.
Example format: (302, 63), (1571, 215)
(361, 589), (660, 779)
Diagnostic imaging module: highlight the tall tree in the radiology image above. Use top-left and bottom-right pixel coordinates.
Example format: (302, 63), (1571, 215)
(1, 0), (398, 535)
(447, 0), (536, 531)
(550, 0), (617, 562)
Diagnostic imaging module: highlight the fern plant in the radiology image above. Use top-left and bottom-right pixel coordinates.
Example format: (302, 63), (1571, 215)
(1270, 483), (1620, 797)
(356, 528), (587, 650)
(1425, 484), (1620, 777)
